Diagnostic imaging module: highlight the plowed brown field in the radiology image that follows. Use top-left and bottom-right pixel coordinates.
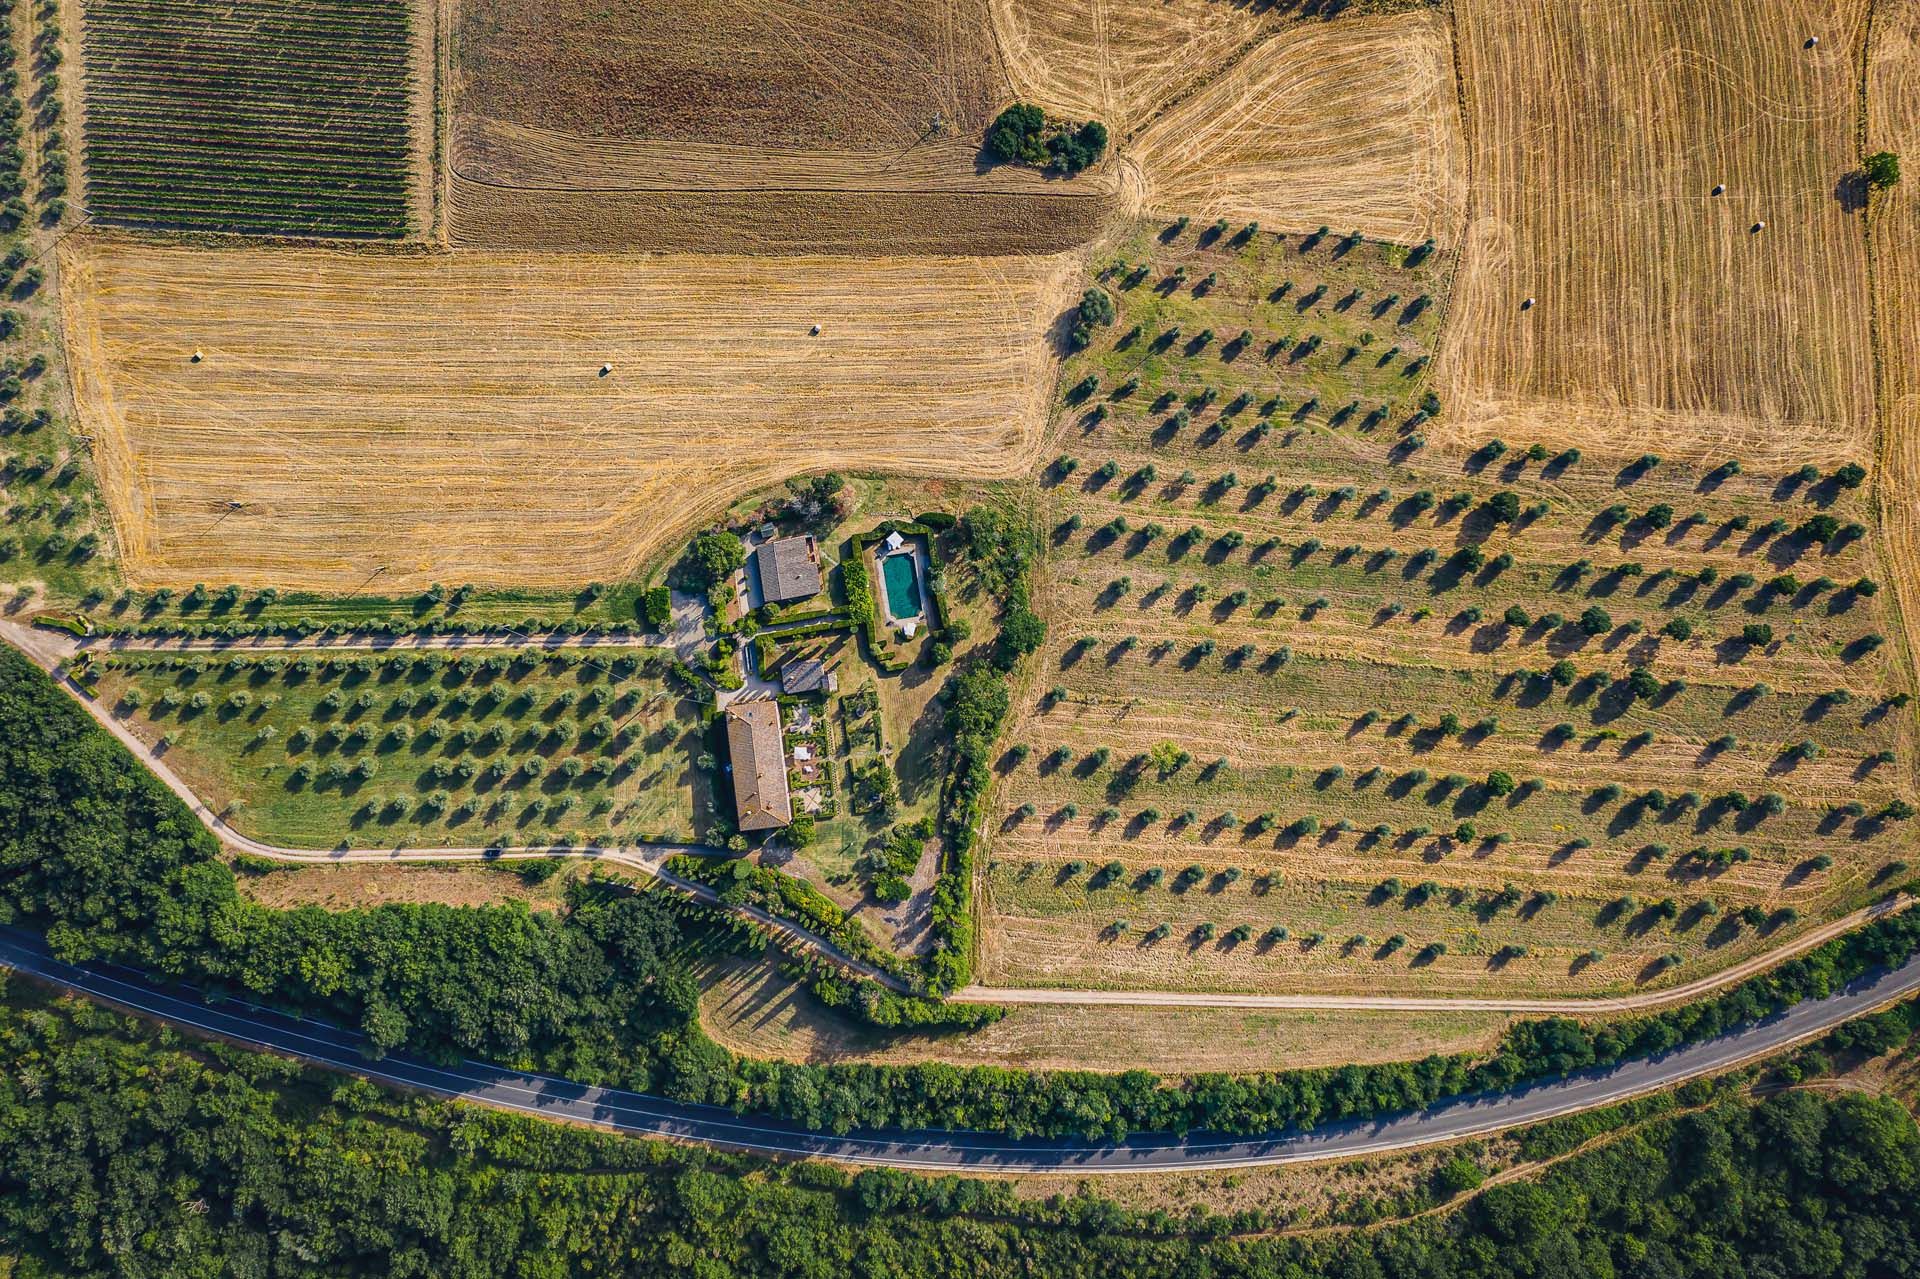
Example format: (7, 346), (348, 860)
(61, 234), (1078, 591)
(455, 0), (1003, 149)
(445, 0), (1127, 252)
(1438, 0), (1874, 464)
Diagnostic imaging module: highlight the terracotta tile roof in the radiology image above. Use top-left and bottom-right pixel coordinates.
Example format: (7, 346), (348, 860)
(755, 536), (822, 604)
(725, 699), (791, 831)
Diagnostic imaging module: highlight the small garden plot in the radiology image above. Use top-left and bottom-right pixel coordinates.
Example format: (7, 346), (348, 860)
(93, 647), (705, 849)
(78, 0), (416, 236)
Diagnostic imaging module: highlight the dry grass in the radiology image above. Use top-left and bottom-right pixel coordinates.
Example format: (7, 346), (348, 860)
(698, 953), (1510, 1071)
(59, 233), (1077, 591)
(986, 209), (1911, 1000)
(410, 0), (439, 236)
(237, 859), (576, 912)
(1438, 0), (1874, 464)
(1131, 11), (1467, 244)
(1869, 0), (1920, 709)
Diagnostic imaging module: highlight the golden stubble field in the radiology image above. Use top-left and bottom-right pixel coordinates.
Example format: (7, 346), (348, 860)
(988, 0), (1281, 139)
(1870, 0), (1920, 700)
(1129, 11), (1468, 244)
(1438, 0), (1875, 466)
(60, 234), (1079, 592)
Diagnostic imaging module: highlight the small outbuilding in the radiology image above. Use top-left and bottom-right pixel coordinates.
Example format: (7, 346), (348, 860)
(754, 535), (823, 605)
(724, 700), (791, 832)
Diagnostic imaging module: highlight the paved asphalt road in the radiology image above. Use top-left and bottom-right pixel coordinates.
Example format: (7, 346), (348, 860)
(4, 927), (1918, 1172)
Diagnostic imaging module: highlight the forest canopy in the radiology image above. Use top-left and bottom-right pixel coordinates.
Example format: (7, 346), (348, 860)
(0, 988), (1915, 1278)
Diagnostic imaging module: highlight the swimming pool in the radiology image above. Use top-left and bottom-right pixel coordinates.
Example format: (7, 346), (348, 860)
(880, 552), (923, 620)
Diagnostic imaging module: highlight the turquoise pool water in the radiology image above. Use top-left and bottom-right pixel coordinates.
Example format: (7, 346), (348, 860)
(881, 553), (923, 620)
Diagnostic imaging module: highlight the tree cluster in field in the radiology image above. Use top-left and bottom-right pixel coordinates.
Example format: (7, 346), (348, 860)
(7, 642), (1920, 1146)
(682, 528), (748, 596)
(985, 102), (1108, 176)
(2, 981), (1917, 1276)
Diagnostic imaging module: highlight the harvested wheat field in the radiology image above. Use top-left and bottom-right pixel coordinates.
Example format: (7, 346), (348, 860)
(1131, 11), (1467, 243)
(454, 0), (1003, 149)
(990, 0), (1285, 138)
(446, 179), (1111, 255)
(1438, 0), (1874, 465)
(60, 233), (1078, 592)
(453, 117), (1065, 195)
(1870, 0), (1920, 690)
(445, 0), (1120, 252)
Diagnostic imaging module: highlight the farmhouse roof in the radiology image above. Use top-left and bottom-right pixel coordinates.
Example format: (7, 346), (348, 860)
(725, 700), (791, 831)
(756, 535), (822, 604)
(781, 656), (833, 695)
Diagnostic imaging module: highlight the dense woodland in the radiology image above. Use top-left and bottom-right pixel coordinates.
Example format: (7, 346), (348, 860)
(4, 642), (1920, 1147)
(0, 990), (1915, 1276)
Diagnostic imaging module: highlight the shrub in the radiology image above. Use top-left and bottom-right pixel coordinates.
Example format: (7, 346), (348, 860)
(1864, 151), (1901, 190)
(1068, 286), (1117, 350)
